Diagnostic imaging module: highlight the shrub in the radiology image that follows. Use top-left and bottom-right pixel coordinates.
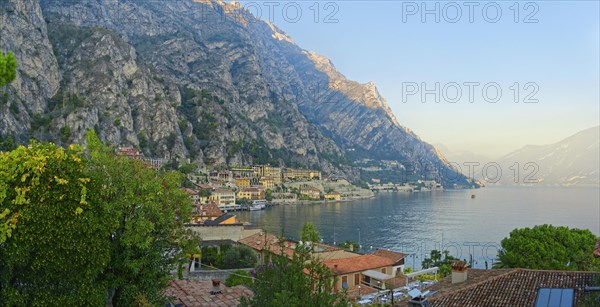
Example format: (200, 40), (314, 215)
(225, 270), (253, 287)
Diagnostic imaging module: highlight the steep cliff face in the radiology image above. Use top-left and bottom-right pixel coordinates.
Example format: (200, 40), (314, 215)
(0, 0), (59, 138)
(1, 0), (473, 186)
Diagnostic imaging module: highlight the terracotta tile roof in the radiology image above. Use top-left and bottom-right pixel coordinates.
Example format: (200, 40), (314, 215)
(373, 249), (408, 263)
(238, 232), (295, 258)
(182, 188), (199, 195)
(424, 269), (600, 307)
(165, 279), (253, 307)
(323, 254), (395, 275)
(194, 183), (213, 190)
(594, 240), (600, 258)
(201, 202), (223, 218)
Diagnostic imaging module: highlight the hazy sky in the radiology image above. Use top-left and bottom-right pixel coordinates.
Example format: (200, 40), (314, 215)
(236, 0), (599, 158)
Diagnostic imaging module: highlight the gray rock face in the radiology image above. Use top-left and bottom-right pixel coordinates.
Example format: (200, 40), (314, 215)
(0, 0), (59, 137)
(0, 0), (473, 186)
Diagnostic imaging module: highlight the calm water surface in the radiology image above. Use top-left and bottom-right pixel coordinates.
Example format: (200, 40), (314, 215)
(237, 186), (599, 269)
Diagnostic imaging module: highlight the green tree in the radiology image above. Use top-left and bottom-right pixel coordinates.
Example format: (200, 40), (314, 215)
(0, 51), (17, 87)
(0, 134), (16, 152)
(300, 222), (320, 243)
(496, 224), (600, 271)
(240, 245), (348, 307)
(60, 125), (71, 143)
(0, 142), (110, 305)
(265, 189), (273, 201)
(223, 245), (258, 269)
(0, 133), (198, 305)
(421, 249), (457, 277)
(85, 131), (196, 305)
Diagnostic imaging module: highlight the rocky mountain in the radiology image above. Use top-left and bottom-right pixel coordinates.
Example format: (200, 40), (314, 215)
(495, 126), (599, 187)
(0, 0), (475, 187)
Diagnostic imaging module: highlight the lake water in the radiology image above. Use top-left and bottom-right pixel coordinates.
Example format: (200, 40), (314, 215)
(237, 186), (600, 269)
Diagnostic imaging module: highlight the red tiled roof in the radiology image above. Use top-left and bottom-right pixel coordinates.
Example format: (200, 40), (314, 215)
(594, 240), (600, 258)
(425, 269), (600, 307)
(238, 232), (295, 258)
(372, 249), (408, 263)
(194, 183), (213, 190)
(165, 279), (253, 307)
(182, 188), (198, 195)
(323, 254), (395, 275)
(201, 202), (223, 218)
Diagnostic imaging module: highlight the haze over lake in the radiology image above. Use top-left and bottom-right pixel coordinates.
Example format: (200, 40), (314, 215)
(238, 186), (600, 269)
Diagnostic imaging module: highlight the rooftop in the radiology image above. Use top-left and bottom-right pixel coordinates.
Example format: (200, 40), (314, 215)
(372, 249), (408, 263)
(424, 268), (600, 307)
(594, 240), (600, 258)
(323, 254), (395, 275)
(165, 279), (253, 307)
(200, 203), (224, 218)
(182, 188), (198, 195)
(238, 232), (295, 258)
(213, 189), (235, 194)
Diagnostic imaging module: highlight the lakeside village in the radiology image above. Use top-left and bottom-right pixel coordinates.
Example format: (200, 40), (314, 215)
(117, 148), (444, 213)
(114, 148), (600, 306)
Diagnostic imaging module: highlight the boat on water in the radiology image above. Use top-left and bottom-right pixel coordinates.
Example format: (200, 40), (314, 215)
(471, 194), (476, 199)
(249, 200), (267, 211)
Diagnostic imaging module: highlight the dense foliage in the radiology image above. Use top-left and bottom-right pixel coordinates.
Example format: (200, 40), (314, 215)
(0, 143), (109, 305)
(223, 245), (259, 269)
(0, 131), (196, 305)
(421, 249), (457, 277)
(201, 245), (258, 269)
(300, 222), (320, 243)
(239, 245), (348, 307)
(496, 224), (600, 271)
(224, 270), (254, 288)
(0, 51), (17, 87)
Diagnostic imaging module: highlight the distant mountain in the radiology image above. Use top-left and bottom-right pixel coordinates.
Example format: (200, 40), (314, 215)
(0, 0), (475, 187)
(495, 126), (599, 187)
(434, 143), (492, 170)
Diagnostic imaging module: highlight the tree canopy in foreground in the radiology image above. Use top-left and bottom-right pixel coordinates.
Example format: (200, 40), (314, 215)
(496, 224), (600, 271)
(240, 244), (348, 307)
(0, 131), (196, 306)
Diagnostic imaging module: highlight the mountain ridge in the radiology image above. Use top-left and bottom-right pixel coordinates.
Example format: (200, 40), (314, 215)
(0, 0), (474, 187)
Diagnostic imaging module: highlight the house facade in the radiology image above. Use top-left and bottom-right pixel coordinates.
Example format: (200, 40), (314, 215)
(322, 254), (395, 293)
(209, 189), (236, 207)
(237, 188), (265, 200)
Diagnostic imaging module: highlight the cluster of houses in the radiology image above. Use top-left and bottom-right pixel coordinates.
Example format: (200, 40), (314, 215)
(175, 220), (600, 307)
(368, 180), (443, 193)
(182, 164), (345, 212)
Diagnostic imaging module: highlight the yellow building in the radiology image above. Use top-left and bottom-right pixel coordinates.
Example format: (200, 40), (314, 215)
(284, 168), (322, 181)
(259, 176), (276, 189)
(209, 189), (236, 206)
(235, 177), (251, 188)
(300, 185), (321, 200)
(253, 165), (282, 184)
(324, 192), (342, 201)
(237, 188), (265, 200)
(263, 166), (282, 184)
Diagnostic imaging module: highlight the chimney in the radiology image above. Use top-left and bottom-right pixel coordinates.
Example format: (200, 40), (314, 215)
(451, 260), (468, 284)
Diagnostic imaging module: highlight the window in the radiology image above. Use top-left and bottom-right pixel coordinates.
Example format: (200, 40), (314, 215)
(534, 288), (574, 307)
(381, 268), (386, 274)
